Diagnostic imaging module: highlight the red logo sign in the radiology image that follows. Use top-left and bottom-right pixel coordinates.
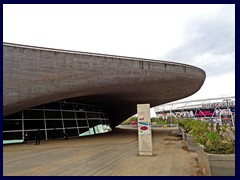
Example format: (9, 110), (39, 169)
(140, 126), (148, 131)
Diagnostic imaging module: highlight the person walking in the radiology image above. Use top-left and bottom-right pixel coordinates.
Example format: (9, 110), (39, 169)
(52, 127), (56, 140)
(22, 131), (29, 145)
(35, 129), (41, 145)
(64, 128), (68, 140)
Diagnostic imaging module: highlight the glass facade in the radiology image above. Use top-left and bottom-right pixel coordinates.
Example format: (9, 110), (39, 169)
(3, 101), (111, 144)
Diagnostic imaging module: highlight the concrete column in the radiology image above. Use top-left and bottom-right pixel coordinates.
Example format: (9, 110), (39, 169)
(137, 104), (152, 155)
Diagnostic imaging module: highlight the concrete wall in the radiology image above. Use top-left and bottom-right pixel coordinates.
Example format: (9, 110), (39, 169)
(3, 43), (206, 127)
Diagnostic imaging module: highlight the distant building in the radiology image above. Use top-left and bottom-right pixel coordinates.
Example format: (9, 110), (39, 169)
(154, 96), (235, 126)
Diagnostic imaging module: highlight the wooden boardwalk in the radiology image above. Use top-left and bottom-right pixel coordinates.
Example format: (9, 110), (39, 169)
(3, 126), (202, 176)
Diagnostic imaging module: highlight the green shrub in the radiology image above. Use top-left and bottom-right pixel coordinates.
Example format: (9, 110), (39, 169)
(204, 141), (235, 154)
(178, 118), (235, 154)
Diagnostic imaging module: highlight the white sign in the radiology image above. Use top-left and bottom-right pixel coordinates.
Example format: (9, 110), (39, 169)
(137, 104), (152, 156)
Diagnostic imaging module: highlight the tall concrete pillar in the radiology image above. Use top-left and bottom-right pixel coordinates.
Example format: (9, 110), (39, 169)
(137, 104), (152, 155)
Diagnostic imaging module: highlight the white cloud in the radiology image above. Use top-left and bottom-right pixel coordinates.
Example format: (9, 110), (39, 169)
(3, 4), (235, 111)
(4, 4), (226, 58)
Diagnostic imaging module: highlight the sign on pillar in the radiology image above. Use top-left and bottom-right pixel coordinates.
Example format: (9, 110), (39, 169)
(137, 104), (152, 156)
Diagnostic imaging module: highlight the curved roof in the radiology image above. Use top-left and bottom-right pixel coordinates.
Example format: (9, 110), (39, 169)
(3, 43), (206, 127)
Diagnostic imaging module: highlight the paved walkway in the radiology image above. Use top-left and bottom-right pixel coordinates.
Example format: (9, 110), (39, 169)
(3, 126), (203, 176)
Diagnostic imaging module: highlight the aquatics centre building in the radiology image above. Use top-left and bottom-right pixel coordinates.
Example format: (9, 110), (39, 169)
(3, 43), (206, 143)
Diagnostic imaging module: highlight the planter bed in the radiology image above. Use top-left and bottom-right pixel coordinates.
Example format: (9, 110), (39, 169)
(196, 145), (235, 176)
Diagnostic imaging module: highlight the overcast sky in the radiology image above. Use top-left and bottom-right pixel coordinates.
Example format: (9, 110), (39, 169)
(3, 4), (235, 115)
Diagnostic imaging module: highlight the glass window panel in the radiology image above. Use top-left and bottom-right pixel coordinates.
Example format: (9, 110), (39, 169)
(64, 120), (77, 128)
(46, 120), (63, 128)
(24, 110), (44, 119)
(78, 128), (90, 134)
(28, 130), (46, 140)
(3, 120), (22, 131)
(47, 129), (64, 139)
(85, 105), (93, 112)
(88, 120), (102, 134)
(45, 111), (62, 119)
(77, 120), (88, 127)
(44, 102), (61, 110)
(65, 128), (78, 137)
(3, 131), (22, 140)
(94, 113), (101, 118)
(27, 131), (35, 141)
(89, 127), (95, 135)
(76, 112), (86, 119)
(87, 112), (94, 118)
(62, 112), (75, 119)
(75, 104), (86, 111)
(101, 120), (107, 125)
(92, 106), (102, 112)
(92, 107), (97, 112)
(24, 120), (45, 130)
(61, 103), (74, 110)
(95, 124), (104, 134)
(100, 114), (104, 119)
(104, 114), (109, 119)
(88, 121), (95, 133)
